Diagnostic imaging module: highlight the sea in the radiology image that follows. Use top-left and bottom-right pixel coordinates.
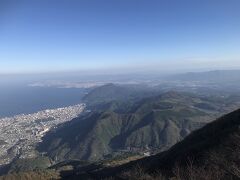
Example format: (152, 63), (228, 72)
(0, 85), (87, 118)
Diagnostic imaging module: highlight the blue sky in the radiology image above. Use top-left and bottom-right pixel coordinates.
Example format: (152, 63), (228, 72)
(0, 0), (240, 74)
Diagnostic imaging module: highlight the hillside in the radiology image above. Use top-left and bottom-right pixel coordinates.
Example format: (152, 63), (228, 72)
(82, 83), (160, 112)
(0, 170), (60, 180)
(123, 108), (240, 172)
(64, 108), (240, 180)
(38, 91), (234, 163)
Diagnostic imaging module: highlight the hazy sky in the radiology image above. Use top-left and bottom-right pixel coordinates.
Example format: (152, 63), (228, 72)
(0, 0), (240, 74)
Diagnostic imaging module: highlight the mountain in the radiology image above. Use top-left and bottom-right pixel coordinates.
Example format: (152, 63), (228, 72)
(38, 90), (234, 163)
(113, 108), (240, 179)
(82, 83), (162, 112)
(145, 108), (240, 172)
(165, 70), (240, 93)
(83, 83), (132, 104)
(168, 70), (240, 82)
(64, 108), (240, 180)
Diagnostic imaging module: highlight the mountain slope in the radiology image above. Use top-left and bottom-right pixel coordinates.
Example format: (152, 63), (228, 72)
(97, 108), (240, 179)
(64, 108), (240, 180)
(139, 108), (240, 172)
(82, 83), (160, 112)
(38, 91), (228, 162)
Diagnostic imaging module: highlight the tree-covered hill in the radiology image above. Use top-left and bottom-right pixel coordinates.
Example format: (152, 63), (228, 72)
(38, 90), (227, 162)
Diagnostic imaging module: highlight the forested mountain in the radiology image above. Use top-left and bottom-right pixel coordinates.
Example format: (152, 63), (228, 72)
(38, 88), (236, 162)
(64, 108), (240, 180)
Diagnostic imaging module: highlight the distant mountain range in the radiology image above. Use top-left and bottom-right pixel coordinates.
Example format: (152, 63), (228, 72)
(168, 70), (240, 82)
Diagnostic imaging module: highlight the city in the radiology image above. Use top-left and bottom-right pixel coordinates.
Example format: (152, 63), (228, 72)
(0, 104), (85, 166)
